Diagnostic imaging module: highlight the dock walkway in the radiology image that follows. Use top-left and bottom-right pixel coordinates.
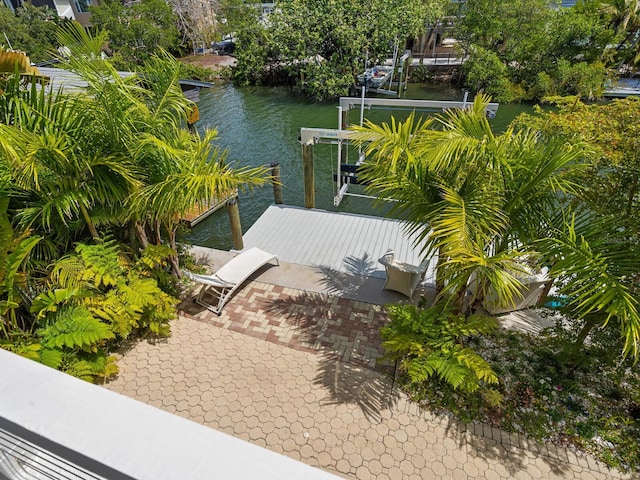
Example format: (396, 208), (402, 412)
(241, 205), (437, 284)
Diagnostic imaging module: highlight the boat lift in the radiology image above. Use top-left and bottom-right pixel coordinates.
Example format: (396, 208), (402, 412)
(300, 96), (499, 207)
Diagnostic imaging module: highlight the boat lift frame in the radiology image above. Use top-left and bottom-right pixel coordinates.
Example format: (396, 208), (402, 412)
(300, 96), (499, 207)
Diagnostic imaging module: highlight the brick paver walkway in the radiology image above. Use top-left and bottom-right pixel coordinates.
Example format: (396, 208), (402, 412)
(106, 282), (633, 479)
(181, 284), (390, 371)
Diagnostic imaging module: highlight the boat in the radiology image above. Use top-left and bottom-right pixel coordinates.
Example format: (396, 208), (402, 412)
(357, 65), (393, 88)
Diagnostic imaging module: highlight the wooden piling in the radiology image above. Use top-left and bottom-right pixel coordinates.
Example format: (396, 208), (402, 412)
(341, 109), (349, 131)
(226, 198), (244, 250)
(302, 142), (315, 209)
(270, 163), (283, 204)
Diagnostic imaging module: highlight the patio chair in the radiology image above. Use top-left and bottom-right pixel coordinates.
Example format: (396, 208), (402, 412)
(378, 249), (429, 298)
(185, 247), (279, 315)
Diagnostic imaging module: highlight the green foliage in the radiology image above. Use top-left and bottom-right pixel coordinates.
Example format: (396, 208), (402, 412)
(2, 238), (179, 381)
(396, 321), (640, 472)
(0, 4), (67, 62)
(0, 196), (41, 336)
(39, 239), (178, 338)
(354, 96), (639, 359)
(516, 97), (640, 229)
(555, 60), (607, 99)
(0, 26), (267, 382)
(2, 24), (268, 271)
(460, 46), (514, 102)
(353, 97), (583, 312)
(179, 62), (215, 82)
(515, 97), (640, 358)
(90, 0), (181, 66)
(37, 305), (115, 349)
(226, 0), (447, 100)
(455, 0), (617, 100)
(538, 216), (640, 358)
(381, 303), (500, 398)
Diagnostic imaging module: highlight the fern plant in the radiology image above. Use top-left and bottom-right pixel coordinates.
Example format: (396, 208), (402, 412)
(25, 238), (177, 381)
(381, 303), (501, 403)
(40, 239), (177, 337)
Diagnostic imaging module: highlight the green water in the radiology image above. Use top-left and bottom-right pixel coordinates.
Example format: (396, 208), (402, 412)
(186, 83), (536, 249)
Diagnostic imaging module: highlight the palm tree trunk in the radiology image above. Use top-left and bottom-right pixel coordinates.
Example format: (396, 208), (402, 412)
(154, 220), (162, 245)
(135, 221), (150, 249)
(537, 279), (554, 307)
(79, 204), (100, 240)
(570, 316), (599, 356)
(166, 224), (181, 277)
(435, 247), (446, 294)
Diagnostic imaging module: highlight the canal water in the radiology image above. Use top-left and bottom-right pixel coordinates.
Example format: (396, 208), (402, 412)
(186, 83), (535, 249)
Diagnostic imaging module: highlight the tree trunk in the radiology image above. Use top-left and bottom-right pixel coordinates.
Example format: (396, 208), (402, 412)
(135, 221), (150, 250)
(154, 219), (162, 245)
(570, 316), (599, 357)
(435, 247), (446, 294)
(537, 279), (554, 306)
(167, 224), (181, 277)
(79, 204), (100, 240)
(453, 282), (470, 315)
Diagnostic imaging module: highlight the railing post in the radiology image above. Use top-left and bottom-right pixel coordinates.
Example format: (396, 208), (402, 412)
(226, 198), (244, 250)
(270, 162), (283, 204)
(302, 142), (315, 209)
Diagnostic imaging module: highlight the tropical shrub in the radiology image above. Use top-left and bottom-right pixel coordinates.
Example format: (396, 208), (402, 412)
(1, 239), (177, 382)
(399, 320), (640, 473)
(380, 303), (501, 402)
(460, 46), (513, 102)
(179, 62), (215, 82)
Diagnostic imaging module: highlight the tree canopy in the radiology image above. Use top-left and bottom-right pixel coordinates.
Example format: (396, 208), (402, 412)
(455, 0), (617, 101)
(0, 3), (68, 62)
(89, 0), (182, 68)
(226, 0), (448, 100)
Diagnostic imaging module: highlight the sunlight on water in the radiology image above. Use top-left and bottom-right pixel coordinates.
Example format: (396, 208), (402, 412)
(184, 83), (535, 249)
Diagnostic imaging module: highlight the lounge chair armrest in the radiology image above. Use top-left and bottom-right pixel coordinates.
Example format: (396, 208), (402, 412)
(183, 271), (234, 288)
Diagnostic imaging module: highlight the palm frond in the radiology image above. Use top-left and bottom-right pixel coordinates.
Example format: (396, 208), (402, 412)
(539, 216), (640, 358)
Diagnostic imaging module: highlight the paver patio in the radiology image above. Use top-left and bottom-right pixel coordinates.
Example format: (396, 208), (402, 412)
(105, 281), (634, 479)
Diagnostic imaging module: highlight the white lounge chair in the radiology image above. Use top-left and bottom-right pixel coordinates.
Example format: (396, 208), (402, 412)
(378, 249), (429, 298)
(185, 247), (279, 315)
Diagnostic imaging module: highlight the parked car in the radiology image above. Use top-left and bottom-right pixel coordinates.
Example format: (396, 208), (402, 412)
(211, 40), (235, 55)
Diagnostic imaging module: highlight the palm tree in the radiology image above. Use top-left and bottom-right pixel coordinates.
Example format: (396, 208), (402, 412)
(538, 214), (640, 358)
(600, 0), (640, 66)
(54, 23), (270, 273)
(1, 23), (269, 272)
(353, 96), (640, 359)
(0, 77), (139, 242)
(353, 96), (582, 312)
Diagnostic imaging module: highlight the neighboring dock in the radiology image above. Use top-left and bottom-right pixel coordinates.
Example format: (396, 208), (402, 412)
(180, 189), (238, 227)
(241, 204), (437, 284)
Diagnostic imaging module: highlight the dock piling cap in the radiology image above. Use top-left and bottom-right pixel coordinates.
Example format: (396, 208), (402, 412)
(187, 104), (200, 124)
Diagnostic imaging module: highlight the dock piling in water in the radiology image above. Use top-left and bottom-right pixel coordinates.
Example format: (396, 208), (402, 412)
(270, 163), (283, 204)
(226, 198), (244, 250)
(302, 143), (315, 209)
